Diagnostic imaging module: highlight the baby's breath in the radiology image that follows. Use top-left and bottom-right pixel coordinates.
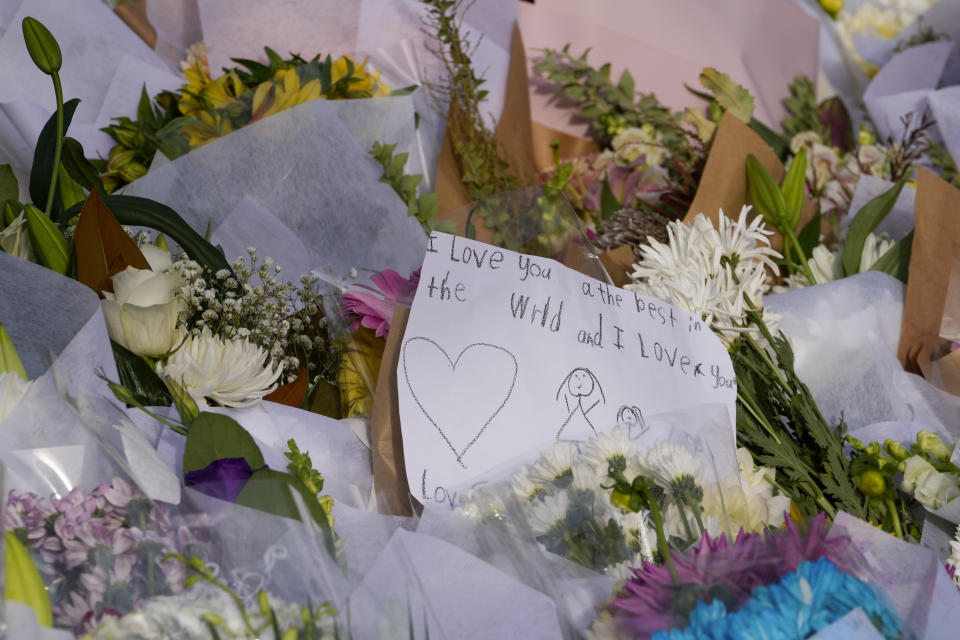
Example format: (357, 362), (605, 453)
(171, 248), (336, 384)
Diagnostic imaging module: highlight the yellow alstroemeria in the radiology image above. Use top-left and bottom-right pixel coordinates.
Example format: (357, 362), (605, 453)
(330, 55), (390, 97)
(179, 68), (246, 118)
(181, 110), (236, 149)
(249, 68), (323, 123)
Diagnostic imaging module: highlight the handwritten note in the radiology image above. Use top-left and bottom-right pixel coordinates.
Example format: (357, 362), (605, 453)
(397, 233), (736, 496)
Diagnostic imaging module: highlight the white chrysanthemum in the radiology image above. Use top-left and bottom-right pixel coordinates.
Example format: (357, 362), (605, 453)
(528, 492), (569, 535)
(947, 524), (960, 589)
(0, 371), (30, 423)
(527, 442), (579, 487)
(619, 510), (655, 563)
(511, 467), (545, 501)
(626, 206), (781, 340)
(638, 440), (705, 490)
(773, 232), (896, 292)
(157, 328), (282, 408)
(581, 426), (637, 476)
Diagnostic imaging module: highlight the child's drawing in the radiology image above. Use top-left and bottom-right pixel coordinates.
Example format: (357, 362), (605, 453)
(617, 405), (648, 439)
(556, 367), (605, 438)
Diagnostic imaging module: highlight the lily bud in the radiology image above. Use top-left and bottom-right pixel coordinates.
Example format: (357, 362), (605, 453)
(21, 17), (61, 75)
(23, 204), (68, 274)
(118, 161), (147, 183)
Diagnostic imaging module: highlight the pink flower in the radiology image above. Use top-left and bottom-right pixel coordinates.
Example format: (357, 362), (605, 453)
(340, 268), (421, 338)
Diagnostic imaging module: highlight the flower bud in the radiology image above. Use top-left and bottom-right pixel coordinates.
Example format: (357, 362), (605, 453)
(917, 431), (953, 462)
(21, 17), (61, 75)
(107, 148), (136, 169)
(856, 470), (886, 498)
(883, 439), (910, 462)
(23, 204), (68, 274)
(818, 0), (843, 18)
(118, 161), (147, 183)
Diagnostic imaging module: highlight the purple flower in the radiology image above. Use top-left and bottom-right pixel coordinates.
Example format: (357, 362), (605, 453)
(608, 513), (851, 638)
(340, 268), (421, 338)
(184, 457), (259, 503)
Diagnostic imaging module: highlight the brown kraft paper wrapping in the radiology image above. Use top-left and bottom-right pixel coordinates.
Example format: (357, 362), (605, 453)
(684, 112), (815, 252)
(599, 245), (635, 288)
(370, 306), (415, 516)
(114, 2), (158, 49)
(898, 168), (960, 372)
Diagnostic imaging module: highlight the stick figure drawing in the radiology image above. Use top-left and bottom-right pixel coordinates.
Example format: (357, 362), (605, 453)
(556, 367), (605, 438)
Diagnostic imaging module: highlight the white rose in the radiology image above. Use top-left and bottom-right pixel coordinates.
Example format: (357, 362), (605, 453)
(139, 244), (174, 272)
(101, 267), (183, 357)
(901, 455), (960, 509)
(0, 371), (30, 423)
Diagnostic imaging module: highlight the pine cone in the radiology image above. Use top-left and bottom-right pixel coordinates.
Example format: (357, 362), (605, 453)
(594, 209), (671, 260)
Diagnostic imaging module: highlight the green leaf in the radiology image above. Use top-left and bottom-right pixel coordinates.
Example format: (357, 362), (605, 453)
(749, 118), (790, 161)
(136, 85), (154, 128)
(796, 211), (822, 260)
(308, 378), (341, 419)
(617, 69), (634, 97)
(234, 469), (337, 555)
(781, 148), (807, 230)
(841, 178), (907, 277)
(0, 323), (27, 380)
(699, 68), (755, 123)
(600, 178), (621, 220)
(30, 98), (79, 215)
(22, 204), (68, 274)
(60, 137), (103, 192)
(111, 340), (172, 407)
(745, 154), (787, 228)
(21, 17), (61, 75)
(0, 165), (19, 204)
(57, 194), (233, 274)
(182, 412), (265, 475)
(868, 230), (913, 283)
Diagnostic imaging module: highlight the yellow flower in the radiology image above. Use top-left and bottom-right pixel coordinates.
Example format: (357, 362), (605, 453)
(249, 68), (323, 123)
(178, 66), (246, 118)
(180, 109), (236, 149)
(330, 55), (390, 97)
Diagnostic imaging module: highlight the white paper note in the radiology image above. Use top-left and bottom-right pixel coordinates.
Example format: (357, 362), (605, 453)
(397, 232), (736, 494)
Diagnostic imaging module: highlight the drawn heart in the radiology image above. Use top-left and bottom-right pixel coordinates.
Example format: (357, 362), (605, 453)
(402, 337), (518, 468)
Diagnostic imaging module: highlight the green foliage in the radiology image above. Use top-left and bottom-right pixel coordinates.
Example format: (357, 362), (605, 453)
(182, 412), (266, 474)
(111, 340), (172, 407)
(369, 141), (455, 233)
(840, 177), (907, 277)
(421, 0), (519, 206)
(285, 439), (326, 496)
(781, 76), (821, 140)
(698, 68), (754, 123)
(732, 311), (877, 525)
(929, 142), (960, 187)
(869, 230), (913, 284)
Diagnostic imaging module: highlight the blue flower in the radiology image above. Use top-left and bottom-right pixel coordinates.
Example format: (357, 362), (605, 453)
(650, 558), (903, 640)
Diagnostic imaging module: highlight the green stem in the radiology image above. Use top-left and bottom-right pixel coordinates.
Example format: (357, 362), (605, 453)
(737, 389), (782, 446)
(44, 71), (64, 218)
(782, 225), (816, 285)
(885, 498), (904, 540)
(646, 492), (678, 584)
(676, 500), (695, 541)
(686, 497), (705, 536)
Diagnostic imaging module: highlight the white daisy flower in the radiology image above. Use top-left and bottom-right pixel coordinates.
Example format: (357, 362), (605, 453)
(528, 492), (569, 535)
(511, 467), (545, 502)
(619, 510), (655, 563)
(157, 328), (283, 408)
(627, 206), (781, 340)
(582, 426), (637, 477)
(638, 440), (705, 491)
(527, 442), (580, 488)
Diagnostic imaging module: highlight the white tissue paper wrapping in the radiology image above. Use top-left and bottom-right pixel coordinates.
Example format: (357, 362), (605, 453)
(766, 271), (960, 437)
(122, 97), (428, 280)
(0, 252), (178, 503)
(0, 0), (174, 187)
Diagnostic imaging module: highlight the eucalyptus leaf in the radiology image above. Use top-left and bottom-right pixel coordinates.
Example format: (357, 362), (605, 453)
(30, 98), (79, 215)
(234, 468), (337, 556)
(841, 178), (907, 277)
(868, 230), (913, 284)
(182, 412), (265, 475)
